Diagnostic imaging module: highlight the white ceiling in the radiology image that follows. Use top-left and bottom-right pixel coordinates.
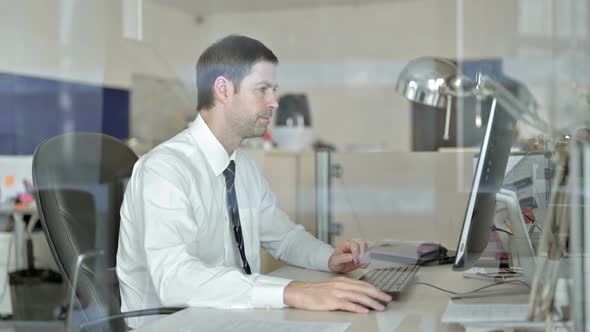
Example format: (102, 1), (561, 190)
(150, 0), (395, 16)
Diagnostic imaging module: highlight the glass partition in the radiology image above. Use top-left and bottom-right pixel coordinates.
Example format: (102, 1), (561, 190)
(329, 151), (475, 249)
(0, 0), (588, 331)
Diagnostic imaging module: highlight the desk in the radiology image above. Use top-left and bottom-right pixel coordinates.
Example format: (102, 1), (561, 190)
(136, 264), (530, 332)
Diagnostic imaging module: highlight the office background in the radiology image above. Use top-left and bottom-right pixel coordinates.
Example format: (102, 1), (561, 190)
(0, 0), (588, 330)
(1, 0), (584, 153)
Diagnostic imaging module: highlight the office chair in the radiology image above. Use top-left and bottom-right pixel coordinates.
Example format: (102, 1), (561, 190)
(32, 133), (183, 331)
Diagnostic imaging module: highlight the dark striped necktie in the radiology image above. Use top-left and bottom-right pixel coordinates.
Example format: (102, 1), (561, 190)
(222, 160), (252, 274)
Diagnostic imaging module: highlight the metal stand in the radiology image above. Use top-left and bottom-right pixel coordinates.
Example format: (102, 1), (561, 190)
(315, 150), (333, 245)
(571, 137), (588, 331)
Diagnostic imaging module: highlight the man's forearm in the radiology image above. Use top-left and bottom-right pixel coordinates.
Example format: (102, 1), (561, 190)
(271, 226), (334, 271)
(282, 278), (392, 313)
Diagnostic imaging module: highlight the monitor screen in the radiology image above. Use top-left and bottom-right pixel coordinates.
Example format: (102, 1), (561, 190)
(453, 102), (516, 271)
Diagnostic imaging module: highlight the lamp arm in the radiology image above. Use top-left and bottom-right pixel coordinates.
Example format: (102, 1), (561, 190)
(479, 75), (549, 132)
(443, 97), (452, 140)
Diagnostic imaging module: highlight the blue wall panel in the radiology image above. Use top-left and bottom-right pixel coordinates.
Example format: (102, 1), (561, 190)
(102, 87), (130, 139)
(0, 74), (15, 153)
(0, 72), (129, 155)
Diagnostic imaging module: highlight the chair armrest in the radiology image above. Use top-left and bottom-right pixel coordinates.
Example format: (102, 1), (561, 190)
(67, 249), (186, 331)
(79, 307), (185, 331)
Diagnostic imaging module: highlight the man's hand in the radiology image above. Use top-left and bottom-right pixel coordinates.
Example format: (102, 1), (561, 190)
(283, 277), (392, 313)
(328, 240), (368, 273)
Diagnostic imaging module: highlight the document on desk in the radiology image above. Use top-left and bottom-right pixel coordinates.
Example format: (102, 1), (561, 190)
(137, 308), (351, 332)
(184, 319), (350, 332)
(136, 308), (350, 332)
(442, 302), (528, 323)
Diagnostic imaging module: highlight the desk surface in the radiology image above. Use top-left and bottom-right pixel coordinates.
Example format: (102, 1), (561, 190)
(0, 205), (36, 214)
(136, 264), (530, 332)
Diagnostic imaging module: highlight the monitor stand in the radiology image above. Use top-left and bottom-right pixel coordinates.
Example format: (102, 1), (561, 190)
(452, 189), (536, 299)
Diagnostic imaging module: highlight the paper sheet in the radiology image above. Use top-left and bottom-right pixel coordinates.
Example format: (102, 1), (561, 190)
(184, 319), (350, 332)
(442, 302), (528, 323)
(376, 312), (405, 331)
(137, 308), (352, 332)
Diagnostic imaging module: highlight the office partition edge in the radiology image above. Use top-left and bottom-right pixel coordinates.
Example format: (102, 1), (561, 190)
(315, 151), (332, 245)
(571, 140), (589, 332)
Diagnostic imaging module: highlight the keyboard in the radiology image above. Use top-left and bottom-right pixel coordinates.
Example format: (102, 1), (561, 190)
(359, 265), (419, 299)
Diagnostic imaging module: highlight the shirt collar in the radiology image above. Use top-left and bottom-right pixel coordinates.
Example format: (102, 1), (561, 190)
(190, 113), (236, 177)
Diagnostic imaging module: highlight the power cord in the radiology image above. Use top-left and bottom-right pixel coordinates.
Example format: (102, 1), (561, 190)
(491, 225), (513, 236)
(414, 279), (530, 296)
(414, 281), (458, 295)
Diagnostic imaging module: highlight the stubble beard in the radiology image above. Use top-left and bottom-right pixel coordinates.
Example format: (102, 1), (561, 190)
(236, 116), (268, 139)
(246, 120), (268, 138)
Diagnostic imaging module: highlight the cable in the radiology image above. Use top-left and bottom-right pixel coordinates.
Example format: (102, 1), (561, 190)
(414, 281), (458, 295)
(491, 225), (513, 236)
(415, 279), (530, 296)
(464, 279), (530, 294)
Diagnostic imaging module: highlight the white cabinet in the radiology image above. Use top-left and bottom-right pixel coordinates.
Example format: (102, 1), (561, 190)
(247, 150), (316, 274)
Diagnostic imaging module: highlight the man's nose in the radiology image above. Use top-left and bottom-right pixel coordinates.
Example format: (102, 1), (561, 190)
(268, 93), (279, 110)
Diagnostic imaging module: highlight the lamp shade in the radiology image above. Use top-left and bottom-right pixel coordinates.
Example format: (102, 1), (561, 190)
(395, 57), (457, 109)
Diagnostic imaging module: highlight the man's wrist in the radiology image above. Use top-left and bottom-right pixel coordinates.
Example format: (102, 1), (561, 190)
(283, 281), (303, 307)
(250, 275), (292, 309)
(324, 247), (337, 272)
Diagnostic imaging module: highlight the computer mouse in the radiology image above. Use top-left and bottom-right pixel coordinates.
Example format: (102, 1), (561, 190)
(416, 242), (448, 263)
(358, 251), (371, 267)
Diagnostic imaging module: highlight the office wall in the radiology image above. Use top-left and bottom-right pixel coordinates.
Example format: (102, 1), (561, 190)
(0, 0), (204, 153)
(192, 0), (520, 151)
(0, 72), (129, 154)
(0, 0), (522, 153)
(0, 0), (202, 88)
(5, 0), (580, 152)
(331, 151), (477, 248)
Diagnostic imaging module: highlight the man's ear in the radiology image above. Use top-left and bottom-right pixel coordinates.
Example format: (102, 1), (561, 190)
(213, 76), (234, 104)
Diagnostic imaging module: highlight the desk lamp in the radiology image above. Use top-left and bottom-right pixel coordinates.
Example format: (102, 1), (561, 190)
(395, 56), (548, 139)
(398, 57), (560, 320)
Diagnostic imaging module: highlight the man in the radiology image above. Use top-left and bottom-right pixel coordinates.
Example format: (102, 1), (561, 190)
(116, 35), (391, 328)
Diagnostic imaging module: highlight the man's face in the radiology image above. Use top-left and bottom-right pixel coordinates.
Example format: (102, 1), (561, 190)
(227, 61), (279, 139)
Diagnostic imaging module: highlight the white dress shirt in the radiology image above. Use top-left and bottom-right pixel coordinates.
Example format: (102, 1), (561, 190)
(116, 114), (335, 328)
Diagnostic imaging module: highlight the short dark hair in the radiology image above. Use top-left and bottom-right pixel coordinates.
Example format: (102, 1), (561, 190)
(196, 35), (278, 111)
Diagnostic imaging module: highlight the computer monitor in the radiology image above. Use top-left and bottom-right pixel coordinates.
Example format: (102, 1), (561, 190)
(453, 101), (517, 271)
